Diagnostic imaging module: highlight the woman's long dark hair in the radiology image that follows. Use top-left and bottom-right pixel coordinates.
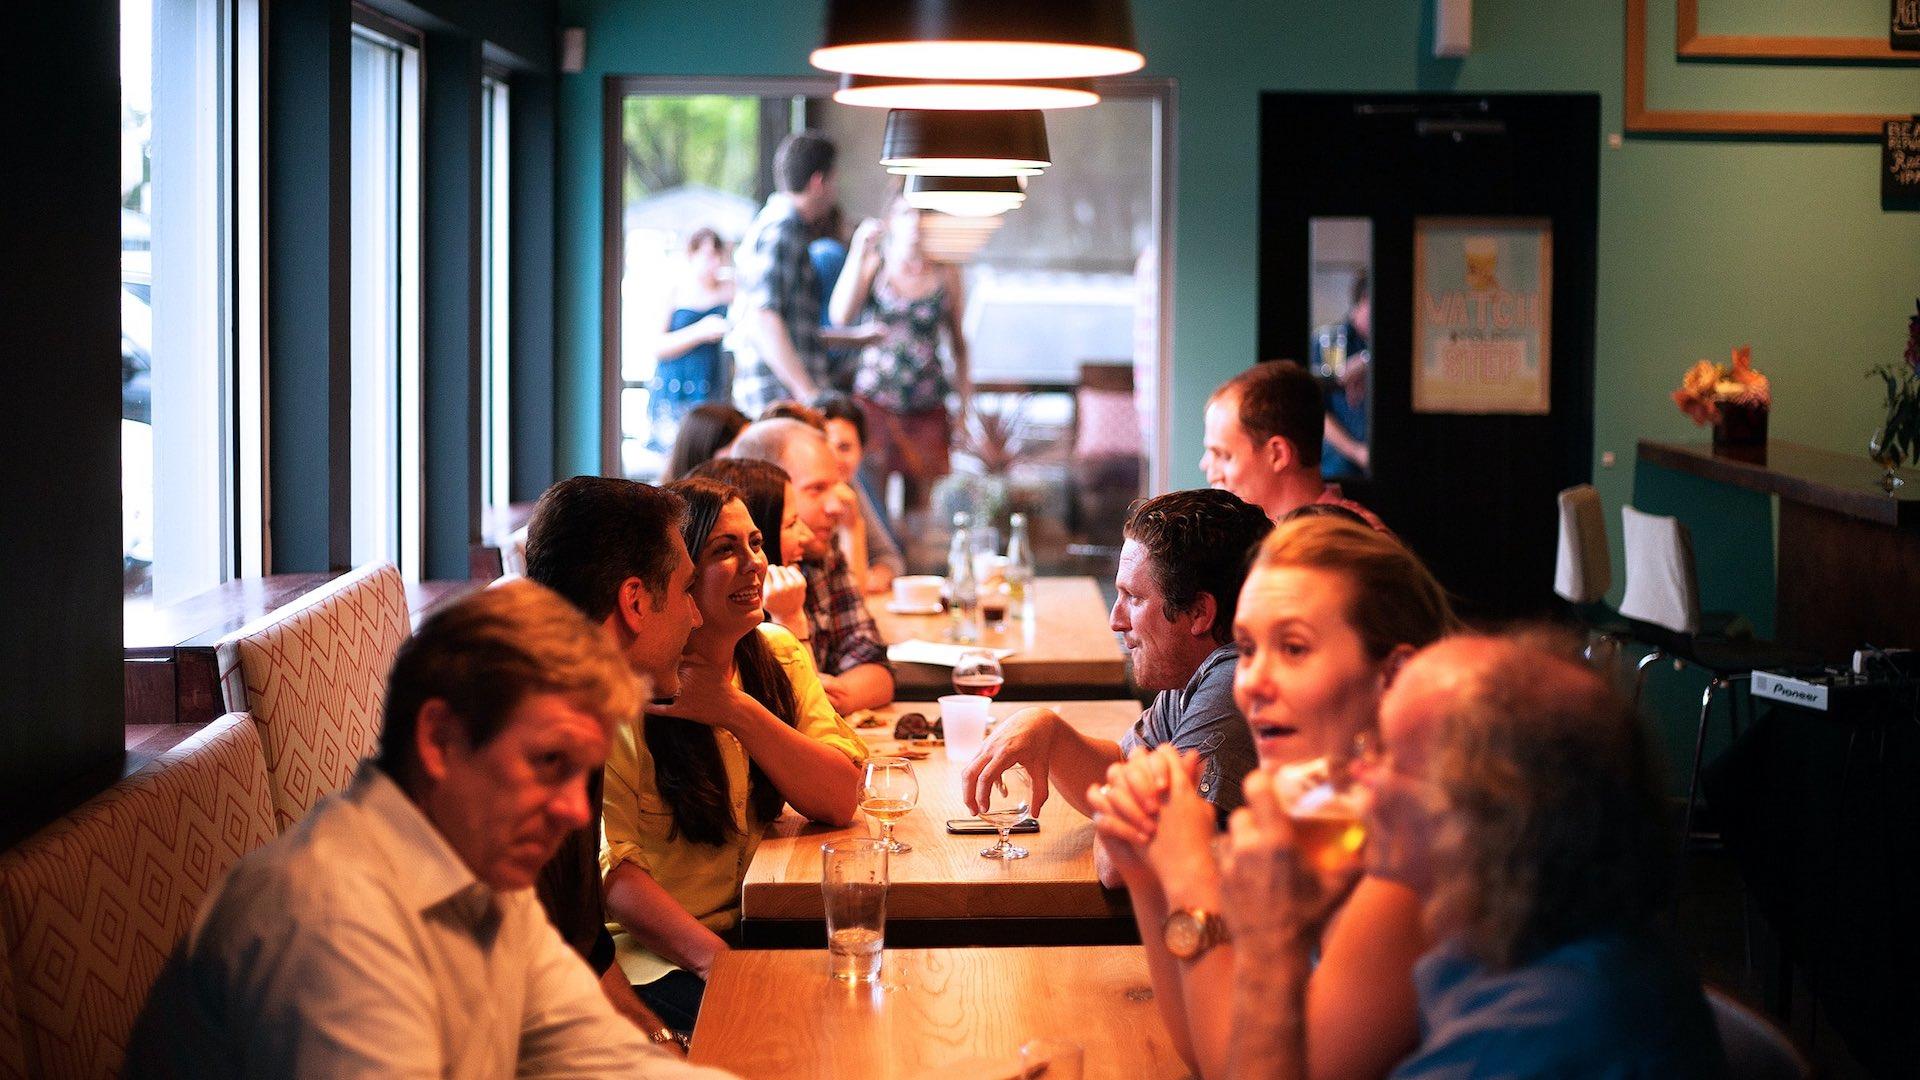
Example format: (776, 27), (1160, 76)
(662, 403), (749, 482)
(651, 477), (801, 845)
(690, 457), (793, 566)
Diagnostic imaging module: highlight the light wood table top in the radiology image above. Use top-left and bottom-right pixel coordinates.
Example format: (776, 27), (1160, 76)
(689, 945), (1189, 1079)
(870, 576), (1130, 699)
(742, 700), (1141, 923)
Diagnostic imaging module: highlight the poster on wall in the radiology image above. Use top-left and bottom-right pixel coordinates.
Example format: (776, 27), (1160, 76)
(1895, 0), (1920, 51)
(1412, 217), (1553, 415)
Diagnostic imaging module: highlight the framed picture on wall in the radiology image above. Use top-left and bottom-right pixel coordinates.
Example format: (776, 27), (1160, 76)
(1412, 217), (1554, 415)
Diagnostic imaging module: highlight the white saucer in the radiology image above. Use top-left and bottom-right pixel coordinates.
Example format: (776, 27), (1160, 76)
(886, 600), (945, 616)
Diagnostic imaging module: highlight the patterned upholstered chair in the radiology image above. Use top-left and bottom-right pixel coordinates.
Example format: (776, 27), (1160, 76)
(216, 562), (410, 833)
(0, 925), (24, 1079)
(0, 714), (276, 1078)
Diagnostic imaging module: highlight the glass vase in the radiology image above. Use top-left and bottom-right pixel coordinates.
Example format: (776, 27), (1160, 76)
(1868, 429), (1905, 493)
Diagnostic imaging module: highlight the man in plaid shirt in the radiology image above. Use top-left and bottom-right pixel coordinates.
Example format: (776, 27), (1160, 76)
(730, 418), (895, 712)
(729, 132), (877, 416)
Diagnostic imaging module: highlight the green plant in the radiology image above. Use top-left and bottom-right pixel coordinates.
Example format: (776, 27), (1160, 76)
(1866, 300), (1920, 473)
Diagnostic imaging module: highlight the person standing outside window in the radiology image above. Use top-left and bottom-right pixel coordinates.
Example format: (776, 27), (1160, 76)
(829, 197), (970, 520)
(730, 132), (876, 416)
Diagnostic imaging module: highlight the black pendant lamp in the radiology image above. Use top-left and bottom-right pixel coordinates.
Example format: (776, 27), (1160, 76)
(812, 0), (1142, 81)
(835, 74), (1099, 111)
(880, 109), (1050, 177)
(904, 174), (1028, 217)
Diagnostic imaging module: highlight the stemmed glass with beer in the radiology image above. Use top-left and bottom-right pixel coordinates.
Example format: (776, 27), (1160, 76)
(860, 756), (919, 855)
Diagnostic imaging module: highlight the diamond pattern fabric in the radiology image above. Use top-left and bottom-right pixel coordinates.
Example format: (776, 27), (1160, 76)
(216, 563), (409, 832)
(0, 714), (276, 1078)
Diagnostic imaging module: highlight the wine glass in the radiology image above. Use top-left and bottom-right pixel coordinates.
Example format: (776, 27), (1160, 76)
(952, 648), (1005, 699)
(979, 763), (1032, 860)
(860, 756), (919, 854)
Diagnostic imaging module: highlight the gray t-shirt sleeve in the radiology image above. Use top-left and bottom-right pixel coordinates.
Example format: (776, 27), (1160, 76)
(1121, 648), (1258, 815)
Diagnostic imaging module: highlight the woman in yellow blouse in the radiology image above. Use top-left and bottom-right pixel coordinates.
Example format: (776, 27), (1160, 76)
(601, 475), (866, 1033)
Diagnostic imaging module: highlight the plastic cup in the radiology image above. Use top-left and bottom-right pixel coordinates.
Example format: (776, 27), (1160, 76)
(939, 693), (992, 764)
(821, 838), (888, 983)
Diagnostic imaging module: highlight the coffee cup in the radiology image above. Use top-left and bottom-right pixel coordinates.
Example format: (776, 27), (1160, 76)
(892, 575), (944, 610)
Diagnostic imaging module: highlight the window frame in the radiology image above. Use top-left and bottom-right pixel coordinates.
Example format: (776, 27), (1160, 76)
(595, 74), (1177, 491)
(121, 0), (265, 604)
(480, 67), (512, 527)
(347, 6), (425, 579)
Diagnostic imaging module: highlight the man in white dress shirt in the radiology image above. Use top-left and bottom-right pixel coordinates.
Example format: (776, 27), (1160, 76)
(126, 580), (731, 1078)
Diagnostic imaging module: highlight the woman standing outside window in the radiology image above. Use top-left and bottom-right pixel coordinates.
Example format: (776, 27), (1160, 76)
(829, 198), (970, 519)
(647, 228), (735, 450)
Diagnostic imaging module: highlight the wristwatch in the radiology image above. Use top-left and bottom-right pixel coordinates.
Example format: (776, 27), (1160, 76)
(1162, 907), (1230, 961)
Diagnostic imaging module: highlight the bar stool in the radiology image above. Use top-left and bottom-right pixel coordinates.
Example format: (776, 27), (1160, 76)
(1617, 506), (1820, 844)
(1554, 485), (1663, 699)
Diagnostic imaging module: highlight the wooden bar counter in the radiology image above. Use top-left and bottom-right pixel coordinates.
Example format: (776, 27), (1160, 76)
(1637, 439), (1920, 656)
(740, 701), (1140, 944)
(689, 946), (1187, 1079)
(868, 576), (1130, 700)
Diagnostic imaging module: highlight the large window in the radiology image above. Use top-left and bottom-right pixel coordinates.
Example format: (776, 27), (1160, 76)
(481, 72), (511, 522)
(121, 0), (257, 603)
(348, 16), (423, 576)
(604, 79), (1171, 571)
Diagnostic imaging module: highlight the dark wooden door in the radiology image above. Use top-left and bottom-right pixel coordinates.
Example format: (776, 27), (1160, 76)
(1258, 93), (1600, 621)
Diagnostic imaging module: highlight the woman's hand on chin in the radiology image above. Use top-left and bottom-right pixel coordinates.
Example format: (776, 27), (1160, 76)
(645, 654), (749, 729)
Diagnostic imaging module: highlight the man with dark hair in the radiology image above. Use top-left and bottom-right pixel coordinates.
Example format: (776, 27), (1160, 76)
(962, 488), (1269, 885)
(520, 476), (703, 1049)
(729, 418), (895, 712)
(1203, 360), (1386, 529)
(128, 582), (728, 1078)
(731, 131), (876, 415)
(1219, 634), (1724, 1078)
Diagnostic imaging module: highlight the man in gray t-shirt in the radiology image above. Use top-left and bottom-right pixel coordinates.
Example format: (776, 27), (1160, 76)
(961, 490), (1270, 884)
(1116, 641), (1252, 815)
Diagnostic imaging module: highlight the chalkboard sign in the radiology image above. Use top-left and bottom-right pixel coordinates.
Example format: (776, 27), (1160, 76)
(1887, 118), (1920, 200)
(1898, 0), (1920, 51)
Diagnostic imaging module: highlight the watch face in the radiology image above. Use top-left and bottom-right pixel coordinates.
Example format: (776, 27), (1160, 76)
(1165, 911), (1201, 959)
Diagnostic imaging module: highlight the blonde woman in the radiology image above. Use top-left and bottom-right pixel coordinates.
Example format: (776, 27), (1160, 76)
(1091, 516), (1455, 1080)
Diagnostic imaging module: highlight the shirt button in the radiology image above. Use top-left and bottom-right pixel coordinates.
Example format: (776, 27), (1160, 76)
(1200, 783), (1211, 793)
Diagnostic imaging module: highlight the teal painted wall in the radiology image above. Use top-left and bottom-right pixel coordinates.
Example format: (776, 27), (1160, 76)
(553, 3), (1918, 774)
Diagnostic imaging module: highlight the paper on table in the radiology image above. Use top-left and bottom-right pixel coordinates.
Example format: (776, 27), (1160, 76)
(885, 640), (1017, 667)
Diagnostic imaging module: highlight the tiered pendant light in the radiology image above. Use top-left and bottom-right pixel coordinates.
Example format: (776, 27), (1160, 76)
(834, 74), (1099, 111)
(812, 0), (1143, 80)
(917, 212), (1006, 264)
(880, 109), (1050, 177)
(904, 174), (1027, 217)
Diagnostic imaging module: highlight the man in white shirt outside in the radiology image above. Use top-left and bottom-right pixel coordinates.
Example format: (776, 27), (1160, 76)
(127, 579), (731, 1078)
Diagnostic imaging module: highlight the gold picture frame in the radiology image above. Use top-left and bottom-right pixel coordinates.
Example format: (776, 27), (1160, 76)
(1625, 0), (1913, 138)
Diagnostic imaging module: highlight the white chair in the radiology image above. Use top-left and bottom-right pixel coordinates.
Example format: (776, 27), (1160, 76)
(503, 523), (530, 577)
(1554, 484), (1612, 605)
(1707, 988), (1810, 1080)
(1618, 506), (1817, 843)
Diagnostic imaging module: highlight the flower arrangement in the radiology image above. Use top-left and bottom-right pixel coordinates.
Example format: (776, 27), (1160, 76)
(1865, 300), (1920, 490)
(1672, 346), (1771, 426)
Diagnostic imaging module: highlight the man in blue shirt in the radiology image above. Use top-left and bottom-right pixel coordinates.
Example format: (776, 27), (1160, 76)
(1218, 633), (1726, 1078)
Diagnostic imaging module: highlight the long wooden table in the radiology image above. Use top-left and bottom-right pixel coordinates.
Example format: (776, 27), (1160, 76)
(689, 946), (1188, 1079)
(869, 576), (1131, 700)
(740, 700), (1141, 945)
